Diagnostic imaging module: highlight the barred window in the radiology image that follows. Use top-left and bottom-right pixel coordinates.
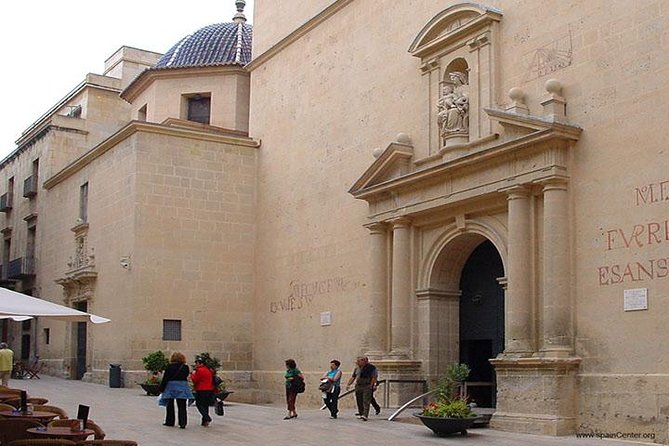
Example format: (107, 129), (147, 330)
(162, 319), (182, 341)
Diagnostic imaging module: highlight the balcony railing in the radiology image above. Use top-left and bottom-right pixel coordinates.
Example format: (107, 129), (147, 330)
(23, 176), (37, 198)
(7, 257), (35, 279)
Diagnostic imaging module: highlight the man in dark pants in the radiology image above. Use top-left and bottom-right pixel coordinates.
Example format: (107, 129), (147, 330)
(346, 356), (378, 421)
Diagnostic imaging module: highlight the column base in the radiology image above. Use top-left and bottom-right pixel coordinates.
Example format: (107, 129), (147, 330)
(373, 358), (423, 407)
(490, 356), (581, 436)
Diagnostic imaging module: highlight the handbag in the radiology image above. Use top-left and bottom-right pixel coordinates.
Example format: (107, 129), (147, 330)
(291, 376), (306, 393)
(318, 379), (333, 393)
(215, 400), (225, 416)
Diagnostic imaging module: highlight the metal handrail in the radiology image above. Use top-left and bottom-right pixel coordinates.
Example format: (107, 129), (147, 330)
(388, 389), (436, 421)
(319, 379), (386, 410)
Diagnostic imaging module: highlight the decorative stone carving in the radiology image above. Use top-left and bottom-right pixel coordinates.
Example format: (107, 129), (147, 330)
(437, 71), (469, 139)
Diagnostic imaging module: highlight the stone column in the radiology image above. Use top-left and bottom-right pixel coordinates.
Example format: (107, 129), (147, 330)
(505, 186), (533, 355)
(541, 179), (572, 355)
(390, 217), (412, 356)
(365, 222), (388, 356)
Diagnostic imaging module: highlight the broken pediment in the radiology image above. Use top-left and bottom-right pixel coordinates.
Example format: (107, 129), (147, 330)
(349, 134), (414, 196)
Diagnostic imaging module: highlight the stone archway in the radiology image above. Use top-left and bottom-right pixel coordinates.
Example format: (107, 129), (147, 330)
(416, 222), (507, 387)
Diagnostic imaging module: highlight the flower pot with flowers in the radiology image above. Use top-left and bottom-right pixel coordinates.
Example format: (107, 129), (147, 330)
(415, 363), (478, 436)
(140, 351), (169, 396)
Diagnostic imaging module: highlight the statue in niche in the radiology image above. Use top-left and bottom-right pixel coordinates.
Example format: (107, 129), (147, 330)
(437, 71), (469, 138)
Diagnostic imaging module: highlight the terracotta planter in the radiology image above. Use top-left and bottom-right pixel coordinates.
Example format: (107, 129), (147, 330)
(140, 383), (161, 396)
(414, 413), (477, 436)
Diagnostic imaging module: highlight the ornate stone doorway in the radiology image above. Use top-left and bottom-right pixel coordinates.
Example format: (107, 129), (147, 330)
(458, 240), (504, 408)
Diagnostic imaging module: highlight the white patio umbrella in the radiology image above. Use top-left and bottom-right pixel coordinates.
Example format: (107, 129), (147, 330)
(0, 287), (110, 323)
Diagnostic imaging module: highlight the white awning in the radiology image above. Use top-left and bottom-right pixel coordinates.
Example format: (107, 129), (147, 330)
(0, 287), (110, 323)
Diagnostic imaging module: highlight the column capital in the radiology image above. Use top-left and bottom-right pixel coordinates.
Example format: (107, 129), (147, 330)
(500, 185), (531, 200)
(364, 222), (388, 234)
(535, 176), (569, 191)
(389, 216), (412, 229)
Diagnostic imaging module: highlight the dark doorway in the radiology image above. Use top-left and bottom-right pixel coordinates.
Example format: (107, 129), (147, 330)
(459, 240), (504, 407)
(75, 302), (88, 380)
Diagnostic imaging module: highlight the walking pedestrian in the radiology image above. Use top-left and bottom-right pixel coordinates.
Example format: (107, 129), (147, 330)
(191, 356), (215, 427)
(321, 359), (342, 419)
(345, 356), (377, 421)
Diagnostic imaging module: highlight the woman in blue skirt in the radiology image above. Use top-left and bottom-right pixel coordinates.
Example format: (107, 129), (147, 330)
(159, 352), (194, 428)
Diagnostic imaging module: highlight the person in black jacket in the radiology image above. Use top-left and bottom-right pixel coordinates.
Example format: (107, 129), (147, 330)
(159, 352), (194, 429)
(345, 356), (378, 421)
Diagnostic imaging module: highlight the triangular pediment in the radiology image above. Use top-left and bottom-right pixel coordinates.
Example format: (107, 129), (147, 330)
(349, 140), (414, 196)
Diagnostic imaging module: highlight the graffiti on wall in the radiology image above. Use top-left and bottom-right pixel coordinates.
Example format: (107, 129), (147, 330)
(269, 277), (363, 313)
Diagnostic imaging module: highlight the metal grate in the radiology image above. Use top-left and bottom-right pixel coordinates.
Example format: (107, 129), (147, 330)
(162, 319), (182, 341)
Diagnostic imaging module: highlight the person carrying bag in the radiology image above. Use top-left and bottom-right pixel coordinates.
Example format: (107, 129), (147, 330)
(321, 359), (342, 419)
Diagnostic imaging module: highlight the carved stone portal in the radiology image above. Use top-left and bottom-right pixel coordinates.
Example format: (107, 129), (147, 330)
(56, 222), (97, 304)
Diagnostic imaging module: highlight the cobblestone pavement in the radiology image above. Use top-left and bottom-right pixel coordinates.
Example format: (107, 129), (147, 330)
(10, 376), (655, 446)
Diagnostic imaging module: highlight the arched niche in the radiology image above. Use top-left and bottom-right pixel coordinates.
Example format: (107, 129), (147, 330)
(409, 3), (502, 156)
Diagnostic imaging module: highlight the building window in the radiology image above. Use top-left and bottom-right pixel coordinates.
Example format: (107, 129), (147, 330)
(138, 104), (147, 122)
(162, 319), (182, 341)
(22, 320), (31, 331)
(23, 159), (39, 198)
(44, 328), (50, 345)
(186, 94), (211, 124)
(79, 182), (89, 223)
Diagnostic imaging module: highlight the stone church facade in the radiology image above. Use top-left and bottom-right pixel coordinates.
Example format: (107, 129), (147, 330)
(1, 0), (668, 441)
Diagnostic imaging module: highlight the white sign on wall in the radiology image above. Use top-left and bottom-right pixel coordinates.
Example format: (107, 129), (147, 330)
(320, 311), (332, 326)
(623, 288), (648, 311)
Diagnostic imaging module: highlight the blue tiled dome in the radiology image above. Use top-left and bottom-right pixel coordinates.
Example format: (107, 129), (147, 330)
(155, 22), (253, 68)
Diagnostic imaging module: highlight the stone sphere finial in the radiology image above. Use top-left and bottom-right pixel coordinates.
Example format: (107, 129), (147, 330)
(545, 79), (562, 95)
(372, 147), (384, 159)
(395, 133), (412, 145)
(508, 87), (525, 103)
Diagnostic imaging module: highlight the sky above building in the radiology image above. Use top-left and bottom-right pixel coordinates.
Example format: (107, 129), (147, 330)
(0, 0), (254, 160)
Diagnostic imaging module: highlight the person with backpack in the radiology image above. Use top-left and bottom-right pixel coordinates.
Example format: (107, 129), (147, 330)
(284, 358), (304, 420)
(190, 356), (215, 427)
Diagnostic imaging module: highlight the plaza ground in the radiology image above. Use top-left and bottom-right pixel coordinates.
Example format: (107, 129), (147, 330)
(9, 375), (658, 446)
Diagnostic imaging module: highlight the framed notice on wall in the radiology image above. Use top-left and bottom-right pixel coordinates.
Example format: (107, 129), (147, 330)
(320, 311), (332, 326)
(623, 288), (648, 311)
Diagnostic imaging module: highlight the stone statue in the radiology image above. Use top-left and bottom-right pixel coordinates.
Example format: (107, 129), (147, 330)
(437, 71), (469, 138)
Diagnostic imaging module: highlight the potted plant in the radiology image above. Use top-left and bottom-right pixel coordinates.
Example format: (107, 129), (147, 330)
(140, 351), (169, 396)
(415, 363), (478, 436)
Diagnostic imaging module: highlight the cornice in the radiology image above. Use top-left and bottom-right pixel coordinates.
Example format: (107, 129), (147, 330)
(121, 64), (249, 103)
(246, 0), (355, 71)
(44, 121), (260, 190)
(351, 128), (573, 201)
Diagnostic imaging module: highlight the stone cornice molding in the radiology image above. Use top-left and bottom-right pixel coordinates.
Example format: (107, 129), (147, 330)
(485, 108), (582, 139)
(246, 0), (355, 71)
(44, 121), (260, 190)
(12, 77), (119, 150)
(351, 127), (574, 202)
(121, 65), (249, 103)
(490, 356), (582, 370)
